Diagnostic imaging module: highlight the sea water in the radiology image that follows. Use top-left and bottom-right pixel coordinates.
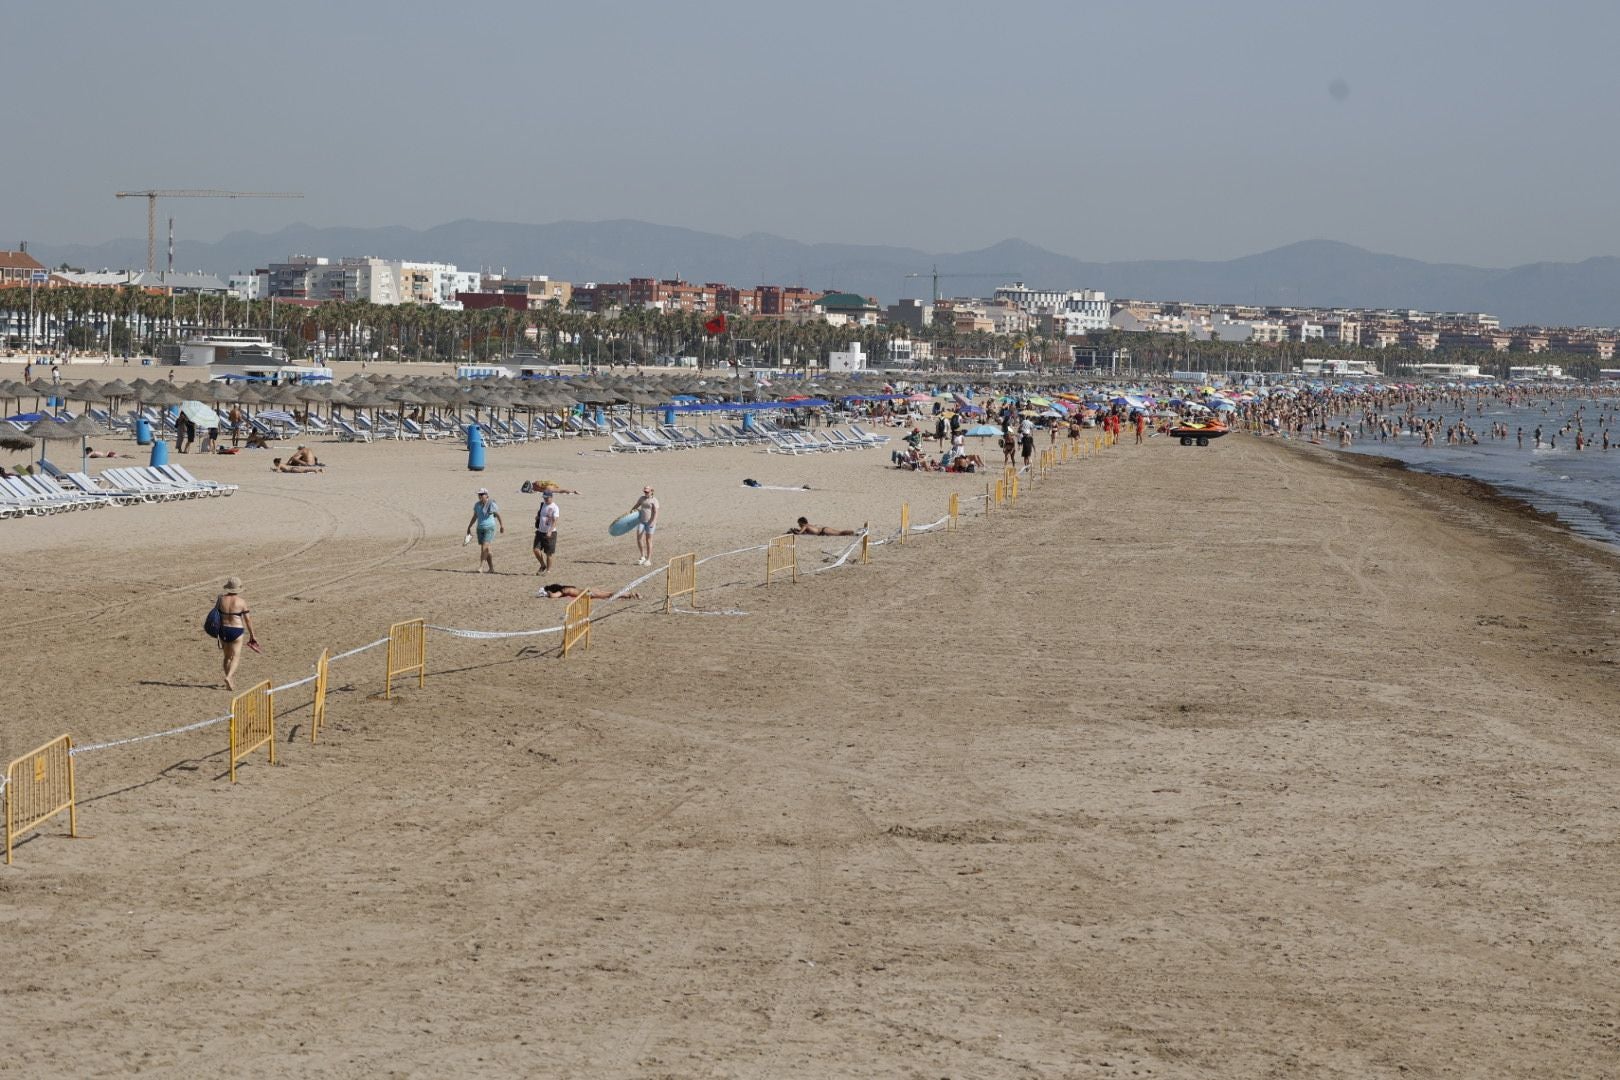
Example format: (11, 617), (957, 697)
(1335, 396), (1620, 547)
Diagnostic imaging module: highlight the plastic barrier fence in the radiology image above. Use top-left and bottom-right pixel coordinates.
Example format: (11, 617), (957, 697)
(860, 533), (871, 563)
(5, 734), (76, 865)
(1011, 475), (1020, 501)
(765, 535), (798, 584)
(665, 553), (697, 613)
(310, 649), (330, 744)
(562, 594), (591, 657)
(228, 681), (275, 784)
(993, 479), (1005, 507)
(948, 492), (959, 531)
(385, 618), (426, 699)
(899, 502), (910, 546)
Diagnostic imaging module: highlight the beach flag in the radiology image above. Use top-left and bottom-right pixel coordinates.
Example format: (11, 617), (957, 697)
(704, 314), (728, 336)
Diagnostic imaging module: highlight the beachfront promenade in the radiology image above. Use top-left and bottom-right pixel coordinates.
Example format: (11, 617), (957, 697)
(3, 386), (1619, 1076)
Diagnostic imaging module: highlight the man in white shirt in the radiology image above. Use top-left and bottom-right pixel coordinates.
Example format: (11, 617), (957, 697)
(533, 489), (560, 573)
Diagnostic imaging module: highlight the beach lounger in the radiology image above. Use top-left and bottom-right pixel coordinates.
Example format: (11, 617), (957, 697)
(334, 418), (372, 443)
(158, 464), (238, 495)
(62, 471), (148, 504)
(609, 431), (655, 453)
(2, 476), (84, 513)
(100, 467), (195, 501)
(849, 424), (890, 445)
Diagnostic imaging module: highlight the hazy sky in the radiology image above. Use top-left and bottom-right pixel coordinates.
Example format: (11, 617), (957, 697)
(12, 0), (1620, 267)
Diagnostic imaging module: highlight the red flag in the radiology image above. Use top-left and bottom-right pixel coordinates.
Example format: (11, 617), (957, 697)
(704, 313), (728, 336)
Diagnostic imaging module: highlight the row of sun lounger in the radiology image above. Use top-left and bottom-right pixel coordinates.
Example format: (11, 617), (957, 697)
(1, 464), (236, 518)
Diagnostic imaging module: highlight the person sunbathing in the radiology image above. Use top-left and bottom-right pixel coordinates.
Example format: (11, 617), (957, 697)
(271, 457), (324, 473)
(522, 479), (581, 494)
(285, 446), (324, 467)
(539, 583), (641, 599)
(788, 517), (856, 536)
(85, 447), (122, 459)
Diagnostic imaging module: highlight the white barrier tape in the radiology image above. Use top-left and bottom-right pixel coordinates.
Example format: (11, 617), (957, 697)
(330, 638), (388, 662)
(695, 542), (770, 567)
(270, 674), (317, 694)
(908, 514), (951, 533)
(71, 713), (230, 756)
(746, 484), (814, 492)
(668, 607), (749, 616)
(606, 564), (669, 602)
(430, 624), (564, 640)
(805, 532), (873, 575)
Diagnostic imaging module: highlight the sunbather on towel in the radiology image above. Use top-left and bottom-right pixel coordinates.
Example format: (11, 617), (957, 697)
(522, 479), (581, 494)
(285, 446), (324, 467)
(539, 584), (641, 600)
(788, 517), (857, 536)
(85, 447), (123, 459)
(271, 458), (323, 473)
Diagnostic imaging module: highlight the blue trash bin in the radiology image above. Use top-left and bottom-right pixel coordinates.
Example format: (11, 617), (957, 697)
(149, 439), (169, 468)
(662, 405), (676, 427)
(742, 412), (756, 433)
(466, 424), (486, 471)
(135, 417), (153, 446)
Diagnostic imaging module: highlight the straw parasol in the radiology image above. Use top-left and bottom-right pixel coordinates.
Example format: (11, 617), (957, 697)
(24, 412), (108, 472)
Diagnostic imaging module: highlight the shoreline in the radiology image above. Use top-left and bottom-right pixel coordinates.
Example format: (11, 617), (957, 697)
(3, 427), (1617, 1076)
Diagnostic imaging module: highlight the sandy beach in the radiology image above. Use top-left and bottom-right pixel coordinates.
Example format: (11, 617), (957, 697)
(3, 409), (1619, 1077)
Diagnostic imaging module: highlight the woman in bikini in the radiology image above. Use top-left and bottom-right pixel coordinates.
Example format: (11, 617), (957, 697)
(215, 577), (257, 691)
(540, 584), (641, 600)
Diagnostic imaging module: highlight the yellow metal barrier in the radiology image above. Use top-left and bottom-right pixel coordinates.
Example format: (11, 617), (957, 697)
(899, 502), (910, 545)
(229, 680), (276, 784)
(859, 533), (871, 563)
(766, 534), (798, 584)
(994, 478), (1005, 506)
(562, 593), (591, 656)
(385, 618), (426, 699)
(947, 491), (959, 531)
(665, 552), (698, 613)
(5, 734), (77, 865)
(310, 649), (330, 744)
(1010, 475), (1020, 501)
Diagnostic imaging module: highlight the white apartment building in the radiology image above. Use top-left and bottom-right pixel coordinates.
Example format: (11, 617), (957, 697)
(228, 273), (267, 300)
(267, 256), (475, 307)
(1508, 364), (1569, 381)
(994, 283), (1109, 333)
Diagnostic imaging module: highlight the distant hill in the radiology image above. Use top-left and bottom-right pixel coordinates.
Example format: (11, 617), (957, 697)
(30, 223), (1620, 328)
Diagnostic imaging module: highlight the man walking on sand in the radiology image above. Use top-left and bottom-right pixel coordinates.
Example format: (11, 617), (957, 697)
(533, 489), (560, 574)
(631, 485), (659, 565)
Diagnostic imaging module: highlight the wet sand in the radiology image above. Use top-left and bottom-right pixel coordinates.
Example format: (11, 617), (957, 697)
(3, 424), (1618, 1078)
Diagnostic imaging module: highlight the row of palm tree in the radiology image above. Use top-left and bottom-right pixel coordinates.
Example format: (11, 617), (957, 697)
(3, 286), (1613, 378)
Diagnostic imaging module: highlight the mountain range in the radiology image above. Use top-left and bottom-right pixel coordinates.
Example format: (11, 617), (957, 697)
(28, 221), (1620, 329)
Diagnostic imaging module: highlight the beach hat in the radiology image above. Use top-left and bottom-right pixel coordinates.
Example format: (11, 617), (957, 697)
(223, 577), (242, 594)
(541, 489), (553, 499)
(476, 487), (489, 495)
(642, 485), (654, 494)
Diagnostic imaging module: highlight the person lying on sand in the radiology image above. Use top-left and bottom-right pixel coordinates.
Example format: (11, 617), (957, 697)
(539, 583), (641, 599)
(788, 517), (857, 536)
(522, 479), (581, 494)
(271, 457), (323, 473)
(285, 446), (324, 467)
(85, 447), (122, 459)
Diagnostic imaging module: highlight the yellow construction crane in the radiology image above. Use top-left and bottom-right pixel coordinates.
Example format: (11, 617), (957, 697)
(114, 189), (304, 273)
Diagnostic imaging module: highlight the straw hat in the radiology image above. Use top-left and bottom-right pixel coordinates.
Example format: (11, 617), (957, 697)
(222, 577), (242, 594)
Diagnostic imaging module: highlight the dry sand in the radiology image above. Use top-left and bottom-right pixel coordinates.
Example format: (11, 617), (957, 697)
(3, 419), (1619, 1078)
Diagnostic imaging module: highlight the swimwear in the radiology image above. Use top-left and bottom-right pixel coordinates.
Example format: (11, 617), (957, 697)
(218, 626), (246, 644)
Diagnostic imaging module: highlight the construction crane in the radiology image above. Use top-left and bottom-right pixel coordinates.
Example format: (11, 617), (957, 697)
(904, 265), (1019, 305)
(114, 189), (304, 273)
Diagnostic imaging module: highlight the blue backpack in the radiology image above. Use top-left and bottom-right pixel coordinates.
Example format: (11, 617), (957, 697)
(203, 600), (223, 639)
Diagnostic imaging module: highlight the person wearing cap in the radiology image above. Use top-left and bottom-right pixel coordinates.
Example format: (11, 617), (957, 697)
(214, 577), (257, 692)
(466, 488), (505, 573)
(630, 485), (659, 566)
(533, 489), (560, 574)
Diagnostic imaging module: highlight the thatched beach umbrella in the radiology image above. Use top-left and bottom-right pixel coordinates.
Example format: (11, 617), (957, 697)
(24, 412), (107, 472)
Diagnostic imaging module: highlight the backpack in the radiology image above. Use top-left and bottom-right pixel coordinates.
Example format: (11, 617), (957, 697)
(203, 600), (223, 639)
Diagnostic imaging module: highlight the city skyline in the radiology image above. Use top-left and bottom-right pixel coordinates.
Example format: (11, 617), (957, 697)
(8, 0), (1620, 269)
